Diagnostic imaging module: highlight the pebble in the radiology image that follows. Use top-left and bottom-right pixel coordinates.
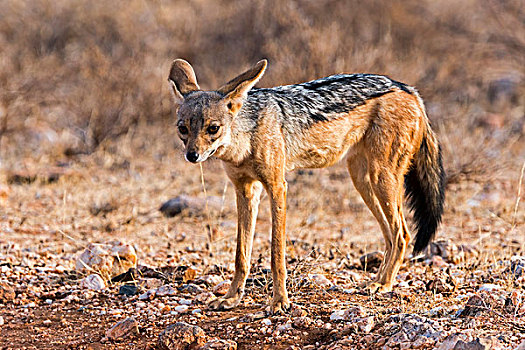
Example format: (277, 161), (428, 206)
(157, 322), (206, 350)
(201, 339), (237, 350)
(181, 283), (204, 294)
(79, 274), (107, 291)
(118, 284), (138, 296)
(156, 284), (177, 297)
(290, 304), (307, 317)
(277, 321), (292, 332)
(212, 280), (231, 296)
(0, 281), (16, 301)
(0, 316), (4, 326)
(139, 289), (156, 300)
(105, 317), (139, 340)
(178, 298), (192, 305)
(200, 275), (223, 286)
(478, 283), (500, 292)
(293, 316), (313, 328)
(308, 274), (333, 289)
(174, 305), (189, 313)
(195, 291), (216, 304)
(75, 241), (137, 278)
(330, 306), (363, 321)
(261, 318), (272, 326)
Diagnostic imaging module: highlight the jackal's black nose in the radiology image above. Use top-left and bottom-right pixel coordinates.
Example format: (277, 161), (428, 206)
(186, 151), (199, 163)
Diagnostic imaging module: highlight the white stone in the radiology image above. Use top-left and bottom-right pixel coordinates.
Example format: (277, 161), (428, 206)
(478, 284), (501, 292)
(80, 274), (106, 291)
(156, 285), (177, 297)
(330, 310), (345, 321)
(174, 305), (189, 313)
(308, 274), (333, 289)
(277, 321), (292, 332)
(75, 241), (137, 279)
(178, 298), (192, 305)
(261, 318), (272, 326)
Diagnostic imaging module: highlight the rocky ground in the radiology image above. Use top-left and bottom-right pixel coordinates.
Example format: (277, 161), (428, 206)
(0, 149), (524, 349)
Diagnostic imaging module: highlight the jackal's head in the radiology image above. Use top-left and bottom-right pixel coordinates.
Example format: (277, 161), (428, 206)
(168, 59), (267, 163)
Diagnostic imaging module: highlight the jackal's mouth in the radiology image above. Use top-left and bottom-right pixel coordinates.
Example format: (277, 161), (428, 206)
(208, 148), (217, 157)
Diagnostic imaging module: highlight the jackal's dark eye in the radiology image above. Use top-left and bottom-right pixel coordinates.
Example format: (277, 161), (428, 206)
(207, 125), (220, 134)
(178, 125), (188, 135)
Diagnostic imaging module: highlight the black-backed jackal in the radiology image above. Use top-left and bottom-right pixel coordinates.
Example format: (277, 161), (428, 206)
(168, 59), (445, 314)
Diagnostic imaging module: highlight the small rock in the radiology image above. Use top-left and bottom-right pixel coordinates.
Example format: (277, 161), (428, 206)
(516, 340), (525, 350)
(356, 316), (374, 333)
(293, 316), (312, 328)
(308, 274), (333, 289)
(425, 240), (478, 264)
(142, 278), (164, 290)
(157, 322), (206, 350)
(0, 282), (16, 302)
(0, 316), (4, 326)
(261, 318), (272, 326)
(195, 292), (216, 304)
(119, 284), (138, 296)
(277, 320), (292, 332)
(76, 241), (137, 279)
(426, 271), (457, 295)
(453, 338), (488, 350)
(460, 294), (492, 317)
(181, 283), (204, 294)
(360, 251), (384, 271)
(139, 289), (156, 300)
(212, 280), (231, 296)
(105, 317), (139, 340)
(159, 195), (231, 217)
(199, 275), (223, 287)
(431, 255), (448, 268)
(156, 284), (178, 297)
(478, 284), (500, 292)
(174, 305), (189, 313)
(509, 256), (525, 277)
(437, 334), (462, 350)
(201, 339), (237, 350)
(290, 304), (307, 317)
(330, 306), (363, 321)
(80, 274), (107, 291)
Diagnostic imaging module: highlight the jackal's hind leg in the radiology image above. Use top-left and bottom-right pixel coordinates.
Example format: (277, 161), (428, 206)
(367, 161), (411, 292)
(347, 153), (394, 293)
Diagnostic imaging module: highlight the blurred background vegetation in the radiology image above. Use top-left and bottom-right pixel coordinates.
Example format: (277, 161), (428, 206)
(0, 0), (523, 179)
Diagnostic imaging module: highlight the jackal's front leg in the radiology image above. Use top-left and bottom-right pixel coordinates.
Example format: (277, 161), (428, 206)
(268, 180), (290, 314)
(208, 178), (262, 311)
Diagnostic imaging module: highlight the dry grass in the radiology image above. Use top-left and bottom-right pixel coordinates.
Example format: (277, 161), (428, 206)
(0, 0), (523, 174)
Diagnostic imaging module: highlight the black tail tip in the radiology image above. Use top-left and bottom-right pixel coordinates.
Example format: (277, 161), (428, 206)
(405, 145), (446, 254)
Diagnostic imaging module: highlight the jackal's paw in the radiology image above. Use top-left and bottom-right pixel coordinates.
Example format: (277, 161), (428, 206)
(363, 281), (392, 294)
(208, 295), (242, 311)
(270, 295), (291, 315)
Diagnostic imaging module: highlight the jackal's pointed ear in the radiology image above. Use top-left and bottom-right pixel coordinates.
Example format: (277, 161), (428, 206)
(168, 59), (200, 102)
(218, 60), (267, 112)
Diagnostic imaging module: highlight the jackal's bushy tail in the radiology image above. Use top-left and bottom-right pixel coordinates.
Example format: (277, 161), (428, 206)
(404, 125), (446, 254)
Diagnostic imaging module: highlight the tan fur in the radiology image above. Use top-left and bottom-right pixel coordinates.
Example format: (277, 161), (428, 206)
(168, 60), (440, 314)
